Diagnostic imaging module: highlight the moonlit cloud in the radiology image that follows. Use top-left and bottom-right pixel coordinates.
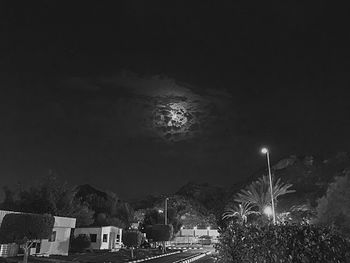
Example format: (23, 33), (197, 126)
(100, 71), (233, 142)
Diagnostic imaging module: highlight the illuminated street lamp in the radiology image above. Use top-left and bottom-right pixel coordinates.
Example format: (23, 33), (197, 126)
(263, 205), (273, 218)
(164, 197), (169, 225)
(261, 147), (276, 224)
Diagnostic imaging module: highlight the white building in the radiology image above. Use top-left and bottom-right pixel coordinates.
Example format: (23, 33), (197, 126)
(172, 228), (219, 245)
(74, 226), (122, 250)
(0, 210), (76, 257)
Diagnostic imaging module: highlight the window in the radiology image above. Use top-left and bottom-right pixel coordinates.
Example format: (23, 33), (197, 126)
(90, 234), (97, 243)
(35, 242), (41, 253)
(49, 231), (56, 242)
(103, 234), (108, 242)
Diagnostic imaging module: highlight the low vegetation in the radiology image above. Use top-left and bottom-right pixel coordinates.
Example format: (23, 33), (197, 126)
(216, 223), (350, 263)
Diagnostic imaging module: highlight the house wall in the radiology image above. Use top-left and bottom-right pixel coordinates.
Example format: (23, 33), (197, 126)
(104, 226), (122, 248)
(39, 227), (72, 256)
(74, 226), (123, 250)
(38, 216), (76, 256)
(179, 229), (195, 236)
(178, 228), (219, 237)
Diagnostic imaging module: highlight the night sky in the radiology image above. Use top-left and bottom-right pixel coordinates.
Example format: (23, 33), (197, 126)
(1, 1), (350, 199)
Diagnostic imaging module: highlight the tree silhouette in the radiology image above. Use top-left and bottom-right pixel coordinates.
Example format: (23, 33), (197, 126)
(315, 172), (350, 237)
(222, 202), (259, 224)
(234, 175), (295, 213)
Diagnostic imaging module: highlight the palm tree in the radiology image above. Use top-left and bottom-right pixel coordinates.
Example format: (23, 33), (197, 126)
(234, 175), (295, 213)
(222, 202), (260, 224)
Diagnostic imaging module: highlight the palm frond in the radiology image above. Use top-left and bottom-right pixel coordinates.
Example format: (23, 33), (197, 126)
(234, 174), (295, 212)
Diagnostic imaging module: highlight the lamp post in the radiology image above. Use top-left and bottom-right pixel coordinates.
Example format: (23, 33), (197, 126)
(164, 197), (169, 225)
(261, 147), (276, 224)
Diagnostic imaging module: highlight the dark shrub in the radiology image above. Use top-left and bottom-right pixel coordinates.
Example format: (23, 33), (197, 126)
(70, 234), (91, 252)
(216, 223), (350, 263)
(0, 213), (55, 263)
(122, 230), (143, 259)
(145, 224), (173, 242)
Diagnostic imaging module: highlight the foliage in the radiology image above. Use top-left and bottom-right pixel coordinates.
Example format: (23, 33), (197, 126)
(288, 204), (316, 224)
(122, 230), (143, 248)
(70, 234), (91, 252)
(95, 212), (127, 228)
(145, 224), (173, 242)
(0, 175), (94, 227)
(122, 230), (143, 259)
(175, 182), (226, 215)
(0, 213), (55, 244)
(315, 172), (350, 237)
(215, 223), (350, 263)
(235, 175), (295, 213)
(133, 191), (221, 228)
(141, 208), (182, 234)
(0, 213), (55, 263)
(222, 203), (260, 224)
(78, 187), (135, 228)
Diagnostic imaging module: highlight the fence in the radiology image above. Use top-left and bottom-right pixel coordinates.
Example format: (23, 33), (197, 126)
(0, 243), (19, 257)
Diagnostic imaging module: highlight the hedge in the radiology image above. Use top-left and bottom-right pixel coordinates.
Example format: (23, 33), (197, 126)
(215, 223), (350, 263)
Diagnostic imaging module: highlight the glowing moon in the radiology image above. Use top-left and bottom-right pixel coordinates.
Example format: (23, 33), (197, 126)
(152, 101), (200, 142)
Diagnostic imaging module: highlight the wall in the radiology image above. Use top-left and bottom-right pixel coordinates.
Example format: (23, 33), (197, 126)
(39, 227), (72, 256)
(0, 243), (18, 257)
(179, 229), (195, 236)
(171, 236), (197, 244)
(38, 216), (76, 256)
(74, 226), (123, 250)
(100, 227), (111, 250)
(178, 228), (219, 237)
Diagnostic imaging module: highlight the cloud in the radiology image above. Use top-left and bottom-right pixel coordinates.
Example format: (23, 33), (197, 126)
(60, 71), (234, 142)
(101, 71), (234, 142)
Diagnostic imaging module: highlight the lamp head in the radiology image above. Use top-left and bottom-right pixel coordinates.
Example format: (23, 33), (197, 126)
(263, 206), (273, 217)
(261, 147), (268, 154)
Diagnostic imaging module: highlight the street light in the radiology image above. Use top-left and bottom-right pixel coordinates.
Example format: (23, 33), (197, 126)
(263, 205), (273, 218)
(164, 197), (169, 225)
(261, 147), (276, 224)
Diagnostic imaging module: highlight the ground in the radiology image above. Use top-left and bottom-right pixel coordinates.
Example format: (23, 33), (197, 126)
(2, 248), (180, 263)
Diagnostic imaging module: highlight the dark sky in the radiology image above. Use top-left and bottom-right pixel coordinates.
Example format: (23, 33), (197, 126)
(1, 1), (350, 199)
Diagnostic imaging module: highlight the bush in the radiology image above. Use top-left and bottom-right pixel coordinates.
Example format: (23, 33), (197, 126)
(122, 230), (143, 248)
(0, 213), (55, 244)
(145, 224), (173, 242)
(70, 234), (91, 252)
(315, 173), (350, 238)
(215, 223), (350, 263)
(0, 213), (55, 263)
(122, 230), (143, 259)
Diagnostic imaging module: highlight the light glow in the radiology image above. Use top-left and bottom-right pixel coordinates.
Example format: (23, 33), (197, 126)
(263, 206), (273, 217)
(261, 147), (268, 154)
